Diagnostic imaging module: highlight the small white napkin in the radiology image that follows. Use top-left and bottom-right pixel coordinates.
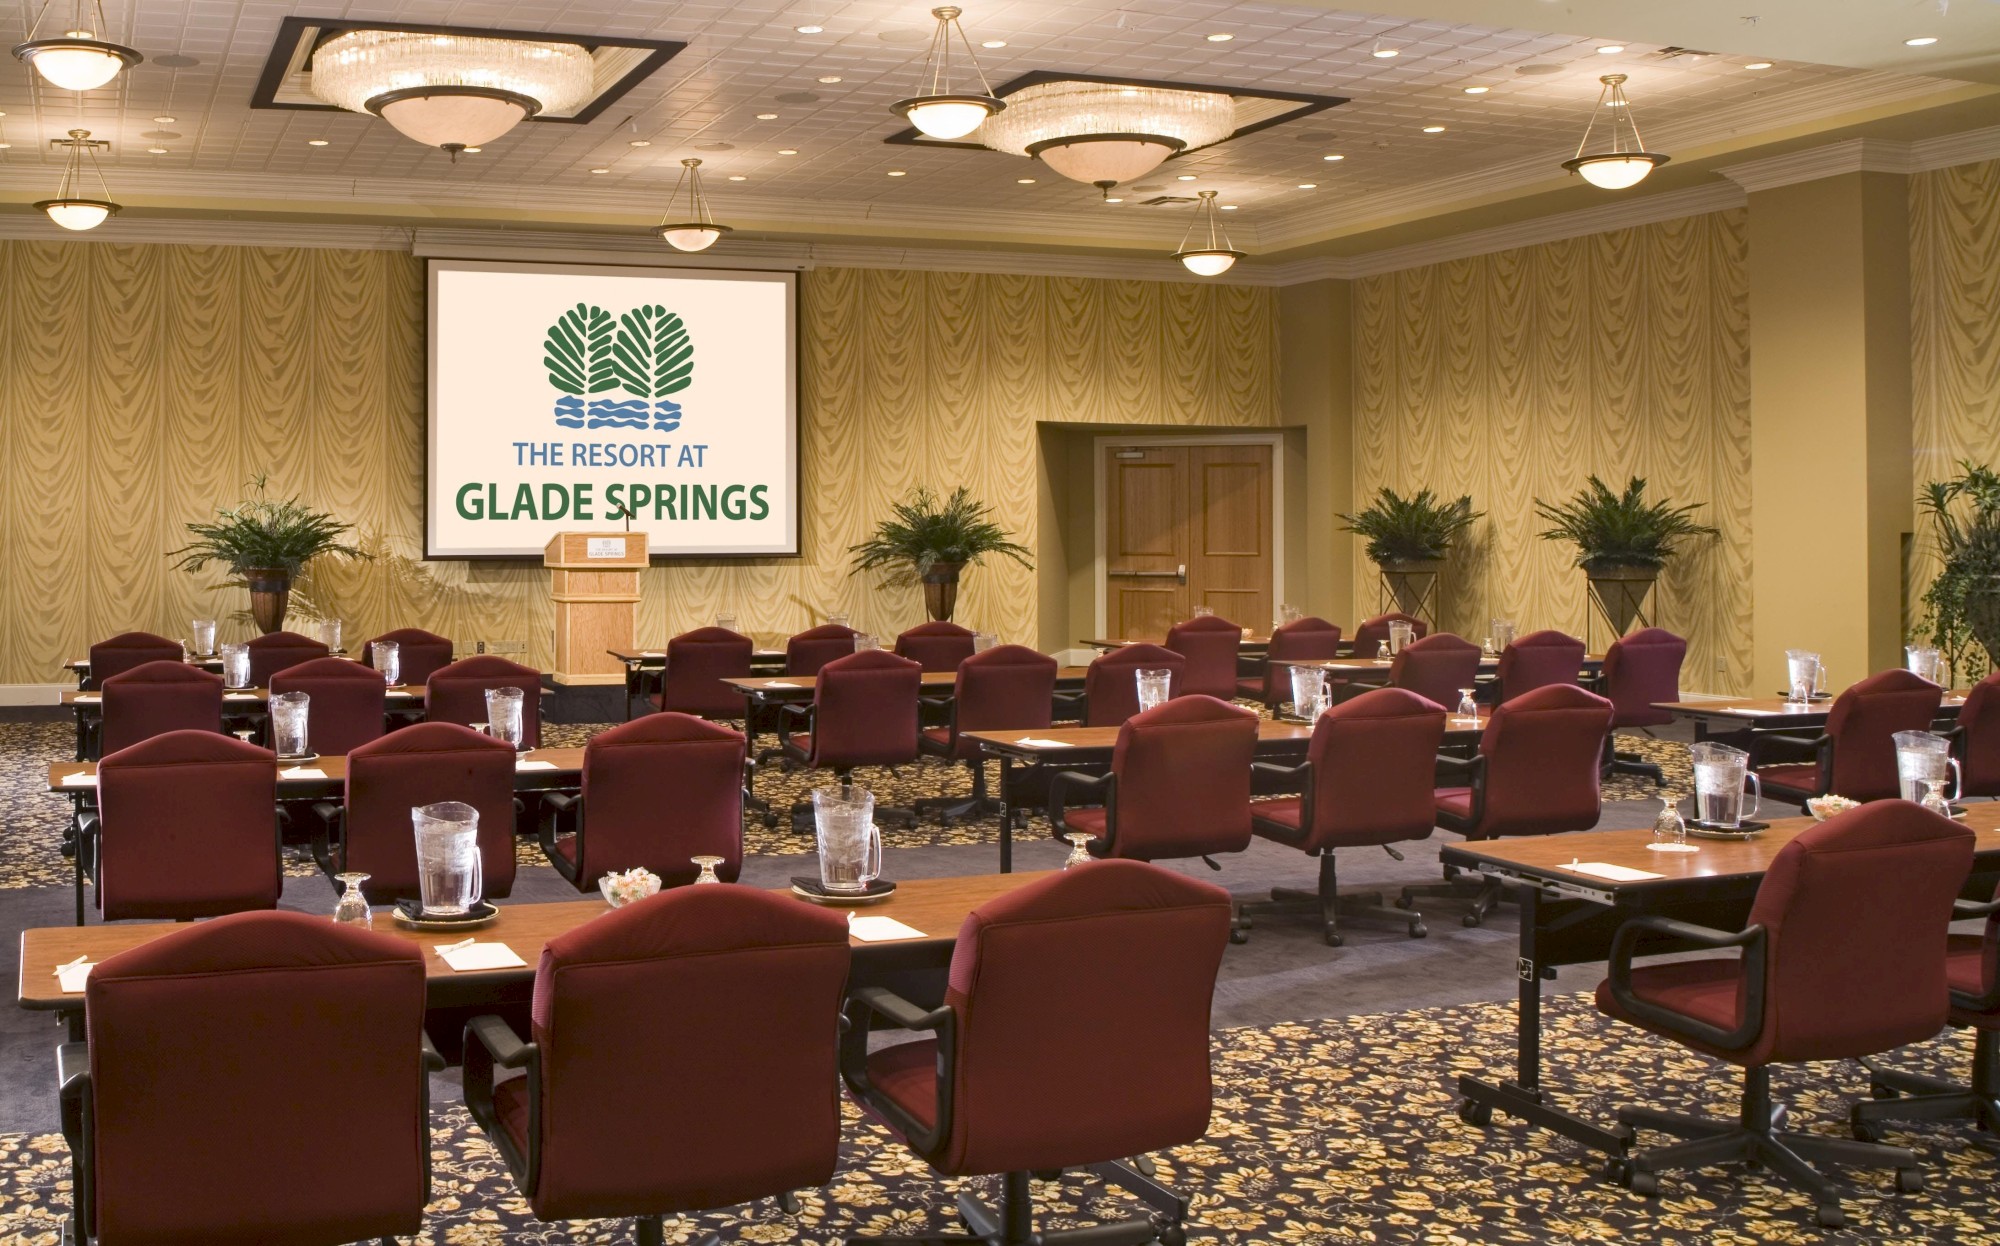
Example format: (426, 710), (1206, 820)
(1013, 737), (1072, 748)
(641, 651), (665, 658)
(279, 766), (327, 779)
(847, 916), (925, 942)
(762, 680), (801, 688)
(1564, 861), (1663, 882)
(72, 694), (99, 703)
(224, 692), (259, 701)
(58, 962), (93, 993)
(440, 942), (526, 972)
(60, 772), (97, 787)
(515, 759), (557, 771)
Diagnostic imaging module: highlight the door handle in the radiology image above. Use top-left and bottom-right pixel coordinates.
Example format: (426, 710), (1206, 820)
(1108, 570), (1181, 578)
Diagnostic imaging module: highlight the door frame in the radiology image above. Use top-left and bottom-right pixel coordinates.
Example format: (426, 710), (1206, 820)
(1093, 432), (1287, 639)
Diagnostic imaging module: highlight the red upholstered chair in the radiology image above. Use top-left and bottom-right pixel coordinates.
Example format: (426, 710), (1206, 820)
(840, 861), (1231, 1246)
(463, 886), (851, 1246)
(785, 623), (859, 676)
(654, 626), (754, 719)
(314, 721), (519, 904)
(99, 660), (223, 757)
(1238, 617), (1342, 706)
(1048, 694), (1257, 869)
(363, 627), (455, 687)
(1060, 643), (1185, 727)
(1954, 671), (2000, 798)
(1350, 611), (1428, 657)
(86, 630), (182, 689)
(895, 620), (977, 672)
(269, 656), (387, 755)
(1165, 614), (1244, 700)
(1495, 628), (1586, 701)
(770, 649), (922, 823)
(1401, 683), (1614, 926)
(77, 729), (279, 926)
(58, 910), (436, 1246)
(1596, 802), (1971, 1226)
(1386, 632), (1483, 710)
(1750, 668), (1944, 808)
(426, 654), (542, 748)
(1599, 627), (1686, 786)
(917, 644), (1058, 823)
(541, 713), (747, 891)
(246, 630), (330, 688)
(1244, 688), (1447, 945)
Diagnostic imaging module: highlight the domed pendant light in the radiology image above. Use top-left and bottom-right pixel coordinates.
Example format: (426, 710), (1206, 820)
(890, 6), (1004, 141)
(1562, 73), (1670, 190)
(1173, 189), (1244, 276)
(309, 28), (594, 157)
(35, 128), (118, 230)
(12, 0), (141, 92)
(980, 80), (1236, 190)
(656, 157), (732, 252)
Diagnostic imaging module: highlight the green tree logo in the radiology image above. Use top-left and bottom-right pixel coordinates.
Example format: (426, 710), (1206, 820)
(544, 302), (692, 432)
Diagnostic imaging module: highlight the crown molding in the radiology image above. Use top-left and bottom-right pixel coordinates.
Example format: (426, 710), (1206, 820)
(1719, 124), (2000, 192)
(0, 215), (413, 249)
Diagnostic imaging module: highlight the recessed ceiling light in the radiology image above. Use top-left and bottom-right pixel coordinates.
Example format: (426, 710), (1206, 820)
(152, 115), (175, 123)
(981, 39), (1006, 49)
(1206, 33), (1233, 43)
(817, 75), (842, 83)
(728, 174), (746, 180)
(590, 167), (610, 174)
(887, 169), (906, 176)
(1103, 196), (1123, 203)
(1297, 183), (1317, 189)
(1324, 153), (1344, 161)
(1463, 85), (1489, 94)
(756, 112), (778, 119)
(0, 142), (13, 149)
(1423, 125), (1446, 133)
(778, 148), (799, 155)
(1177, 173), (1197, 181)
(1745, 61), (1774, 69)
(308, 138), (329, 146)
(629, 139), (651, 147)
(795, 25), (823, 34)
(463, 146), (481, 153)
(147, 146), (166, 154)
(1371, 45), (1399, 58)
(1906, 36), (1938, 46)
(1597, 44), (1624, 54)
(1219, 204), (1237, 210)
(1017, 177), (1036, 183)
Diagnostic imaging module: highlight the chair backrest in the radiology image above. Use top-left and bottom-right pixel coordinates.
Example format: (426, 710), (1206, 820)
(1299, 688), (1448, 851)
(894, 621), (977, 673)
(1107, 694), (1258, 861)
(1387, 632), (1483, 709)
(1256, 617), (1343, 702)
(97, 730), (279, 921)
(936, 861), (1231, 1174)
(785, 623), (859, 677)
(1083, 643), (1185, 727)
(1746, 801), (1972, 1063)
(1823, 669), (1947, 801)
(576, 713), (747, 887)
(246, 630), (331, 689)
(1959, 671), (2000, 797)
(660, 626), (754, 718)
(1471, 684), (1614, 838)
(83, 911), (428, 1246)
(525, 886), (851, 1220)
(426, 655), (542, 748)
(343, 722), (519, 902)
(948, 645), (1058, 758)
(100, 660), (223, 756)
(269, 656), (388, 755)
(1601, 627), (1687, 729)
(363, 628), (455, 687)
(1497, 629), (1587, 701)
(88, 631), (183, 687)
(809, 649), (923, 769)
(1350, 612), (1428, 656)
(1164, 615), (1244, 700)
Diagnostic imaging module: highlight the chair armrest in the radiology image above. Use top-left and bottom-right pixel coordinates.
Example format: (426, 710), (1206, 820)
(420, 1032), (446, 1073)
(1434, 754), (1481, 777)
(1956, 897), (2000, 921)
(850, 985), (953, 1033)
(838, 988), (958, 1159)
(541, 792), (579, 815)
(58, 1041), (93, 1238)
(1047, 770), (1115, 850)
(461, 1014), (540, 1192)
(917, 694), (954, 711)
(1251, 759), (1309, 800)
(777, 702), (813, 724)
(1251, 760), (1307, 782)
(1049, 691), (1086, 723)
(466, 1014), (533, 1069)
(1608, 914), (1767, 1050)
(1747, 731), (1828, 766)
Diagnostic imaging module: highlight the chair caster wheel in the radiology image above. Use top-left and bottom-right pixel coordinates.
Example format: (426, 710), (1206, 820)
(1628, 1170), (1659, 1197)
(1851, 1121), (1881, 1144)
(779, 1192), (801, 1214)
(1408, 922), (1427, 939)
(1896, 1168), (1924, 1194)
(1229, 928), (1249, 946)
(1461, 913), (1483, 928)
(1815, 1204), (1845, 1229)
(1457, 1098), (1491, 1127)
(1393, 895), (1413, 910)
(1155, 1224), (1186, 1246)
(1600, 1158), (1632, 1186)
(1870, 1083), (1900, 1100)
(1323, 930), (1343, 947)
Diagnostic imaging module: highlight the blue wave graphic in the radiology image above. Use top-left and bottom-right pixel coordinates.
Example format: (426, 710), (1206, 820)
(586, 398), (652, 429)
(654, 399), (682, 433)
(553, 395), (585, 428)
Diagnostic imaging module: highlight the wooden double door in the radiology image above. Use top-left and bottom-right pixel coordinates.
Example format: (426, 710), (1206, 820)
(1104, 441), (1274, 641)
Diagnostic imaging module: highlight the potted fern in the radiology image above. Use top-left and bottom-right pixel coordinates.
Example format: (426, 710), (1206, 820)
(1534, 475), (1717, 635)
(1337, 487), (1482, 617)
(1917, 461), (2000, 681)
(169, 478), (370, 633)
(849, 486), (1033, 621)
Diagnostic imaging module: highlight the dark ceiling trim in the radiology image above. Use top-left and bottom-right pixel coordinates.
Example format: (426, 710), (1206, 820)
(251, 16), (685, 125)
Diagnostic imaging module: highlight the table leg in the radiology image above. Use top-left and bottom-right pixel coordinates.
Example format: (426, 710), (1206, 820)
(996, 753), (1014, 875)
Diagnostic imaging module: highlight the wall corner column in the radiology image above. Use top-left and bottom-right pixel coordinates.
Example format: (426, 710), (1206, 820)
(1278, 277), (1356, 629)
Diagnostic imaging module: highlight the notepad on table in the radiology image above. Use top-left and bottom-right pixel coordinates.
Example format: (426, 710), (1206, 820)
(1013, 737), (1072, 748)
(57, 962), (93, 993)
(60, 772), (97, 787)
(762, 681), (801, 688)
(440, 942), (526, 972)
(641, 651), (665, 657)
(72, 694), (99, 703)
(848, 916), (925, 942)
(279, 766), (327, 780)
(224, 692), (259, 701)
(1564, 862), (1663, 883)
(516, 759), (557, 771)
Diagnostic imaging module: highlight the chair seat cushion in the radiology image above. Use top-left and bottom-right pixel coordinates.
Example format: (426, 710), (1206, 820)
(921, 727), (952, 746)
(1249, 797), (1304, 836)
(549, 834), (577, 865)
(787, 732), (814, 758)
(866, 1039), (939, 1131)
(1754, 763), (1821, 797)
(1434, 788), (1473, 820)
(1061, 807), (1108, 839)
(1948, 934), (2000, 1026)
(1594, 957), (1749, 1061)
(492, 1075), (532, 1155)
(1235, 676), (1267, 700)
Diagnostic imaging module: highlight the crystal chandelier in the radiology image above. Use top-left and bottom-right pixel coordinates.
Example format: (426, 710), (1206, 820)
(980, 80), (1235, 191)
(12, 0), (141, 92)
(1562, 73), (1669, 190)
(1173, 190), (1244, 276)
(890, 6), (1003, 141)
(656, 157), (732, 252)
(36, 127), (117, 230)
(309, 28), (595, 156)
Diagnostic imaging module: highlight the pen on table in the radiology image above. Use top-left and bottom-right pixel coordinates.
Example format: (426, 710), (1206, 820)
(52, 955), (87, 976)
(437, 937), (477, 955)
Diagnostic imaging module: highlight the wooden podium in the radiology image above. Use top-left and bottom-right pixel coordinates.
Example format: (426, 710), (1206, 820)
(545, 531), (648, 686)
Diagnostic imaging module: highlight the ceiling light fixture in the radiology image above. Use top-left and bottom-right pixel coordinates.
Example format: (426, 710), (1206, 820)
(655, 156), (731, 252)
(1597, 44), (1624, 54)
(727, 174), (745, 180)
(1563, 72), (1668, 190)
(1219, 203), (1236, 210)
(1174, 188), (1244, 277)
(1324, 153), (1344, 160)
(1463, 85), (1489, 94)
(1016, 176), (1035, 183)
(309, 27), (593, 157)
(982, 39), (1006, 49)
(308, 138), (329, 146)
(979, 79), (1234, 191)
(1177, 173), (1197, 181)
(12, 0), (141, 91)
(590, 166), (609, 174)
(1906, 36), (1938, 47)
(755, 112), (778, 119)
(1102, 195), (1123, 203)
(1206, 33), (1233, 43)
(795, 25), (823, 34)
(778, 147), (799, 155)
(629, 139), (651, 147)
(152, 115), (175, 123)
(817, 75), (842, 83)
(1423, 124), (1445, 133)
(887, 168), (906, 175)
(891, 6), (1004, 140)
(36, 128), (117, 230)
(1745, 61), (1774, 69)
(1297, 182), (1316, 189)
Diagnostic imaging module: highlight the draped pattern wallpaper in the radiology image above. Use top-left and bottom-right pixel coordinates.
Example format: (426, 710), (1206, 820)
(0, 244), (1277, 685)
(1351, 210), (1755, 695)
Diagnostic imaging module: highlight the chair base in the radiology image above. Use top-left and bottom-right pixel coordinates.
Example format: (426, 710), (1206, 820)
(1237, 851), (1426, 947)
(1606, 750), (1666, 787)
(1609, 1064), (1921, 1228)
(1398, 867), (1508, 928)
(1853, 1029), (2000, 1145)
(845, 1163), (1186, 1246)
(915, 759), (1000, 825)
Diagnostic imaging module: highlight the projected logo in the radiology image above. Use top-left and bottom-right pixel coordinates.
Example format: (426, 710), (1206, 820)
(543, 302), (692, 433)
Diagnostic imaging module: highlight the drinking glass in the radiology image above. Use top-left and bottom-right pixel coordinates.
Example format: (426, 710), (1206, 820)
(1191, 605), (1215, 618)
(1651, 794), (1689, 850)
(1136, 668), (1172, 713)
(372, 640), (401, 687)
(1922, 778), (1955, 819)
(412, 801), (482, 917)
(812, 784), (880, 894)
(1784, 649), (1819, 705)
(1063, 832), (1095, 869)
(332, 872), (372, 927)
(1375, 640), (1391, 660)
(1907, 645), (1944, 685)
(271, 690), (310, 757)
(1289, 665), (1326, 721)
(853, 633), (881, 652)
(231, 728), (258, 745)
(1691, 741), (1761, 827)
(827, 612), (850, 627)
(220, 643), (251, 689)
(191, 617), (217, 657)
(484, 687), (525, 749)
(1280, 603), (1302, 625)
(1455, 688), (1479, 726)
(1894, 730), (1961, 803)
(715, 612), (738, 632)
(973, 631), (998, 653)
(1490, 619), (1517, 651)
(317, 618), (343, 652)
(1388, 620), (1414, 655)
(691, 855), (724, 884)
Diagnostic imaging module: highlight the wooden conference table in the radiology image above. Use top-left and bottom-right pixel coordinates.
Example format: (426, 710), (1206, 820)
(607, 646), (787, 720)
(1442, 803), (2000, 1159)
(1274, 653), (1606, 675)
(1654, 692), (1967, 740)
(49, 745), (593, 802)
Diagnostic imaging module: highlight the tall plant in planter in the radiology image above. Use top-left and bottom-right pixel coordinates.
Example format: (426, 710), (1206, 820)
(1337, 487), (1482, 618)
(849, 486), (1032, 622)
(1918, 461), (2000, 681)
(169, 478), (370, 633)
(1534, 475), (1717, 635)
